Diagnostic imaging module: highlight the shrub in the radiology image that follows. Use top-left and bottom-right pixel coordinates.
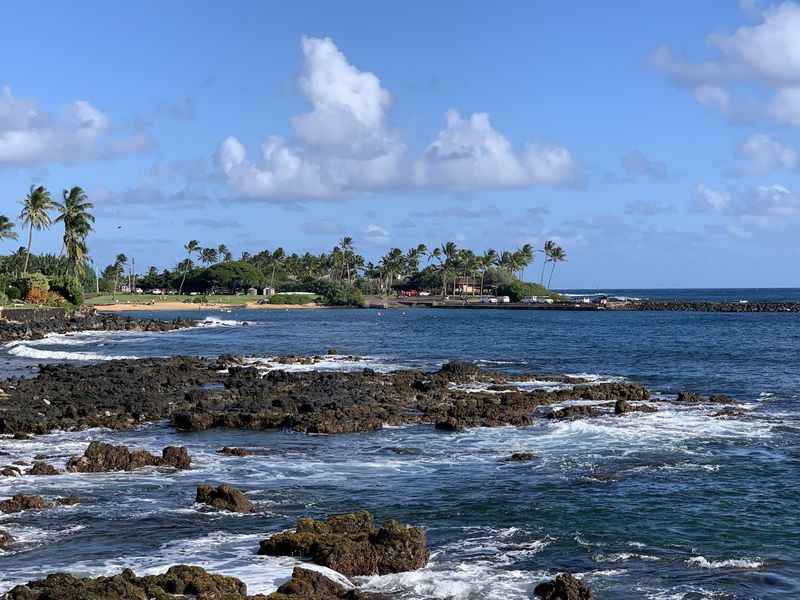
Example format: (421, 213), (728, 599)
(45, 291), (68, 307)
(496, 280), (559, 303)
(0, 291), (7, 304)
(17, 272), (50, 296)
(279, 279), (364, 306)
(25, 288), (50, 305)
(5, 285), (21, 301)
(49, 275), (84, 306)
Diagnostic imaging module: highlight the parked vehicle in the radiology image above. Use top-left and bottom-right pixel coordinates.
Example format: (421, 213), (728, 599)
(481, 297), (499, 304)
(500, 296), (511, 303)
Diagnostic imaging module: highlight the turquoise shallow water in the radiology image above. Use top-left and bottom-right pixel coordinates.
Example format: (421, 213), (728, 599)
(1, 302), (799, 599)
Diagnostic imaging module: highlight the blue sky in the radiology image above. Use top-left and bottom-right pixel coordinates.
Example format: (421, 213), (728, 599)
(2, 1), (800, 287)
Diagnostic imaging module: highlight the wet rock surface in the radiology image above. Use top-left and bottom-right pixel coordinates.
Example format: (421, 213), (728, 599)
(627, 300), (800, 313)
(0, 494), (48, 514)
(26, 461), (60, 475)
(0, 356), (654, 436)
(0, 313), (195, 344)
(258, 511), (430, 577)
(0, 528), (14, 550)
(534, 573), (593, 599)
(195, 484), (255, 513)
(267, 567), (388, 600)
(67, 441), (191, 473)
(3, 565), (265, 600)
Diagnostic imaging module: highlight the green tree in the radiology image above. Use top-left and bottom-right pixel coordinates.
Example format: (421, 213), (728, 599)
(200, 247), (218, 265)
(217, 244), (232, 262)
(178, 240), (200, 293)
(547, 245), (567, 288)
(112, 253), (127, 298)
(540, 240), (556, 284)
(54, 187), (95, 276)
(19, 185), (54, 274)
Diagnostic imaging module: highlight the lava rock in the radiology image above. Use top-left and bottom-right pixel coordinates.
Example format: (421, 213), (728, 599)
(534, 572), (593, 600)
(67, 441), (191, 473)
(547, 405), (598, 419)
(501, 452), (537, 463)
(676, 391), (702, 403)
(218, 447), (256, 457)
(0, 494), (48, 514)
(267, 566), (388, 599)
(27, 461), (60, 476)
(0, 528), (14, 550)
(259, 511), (429, 577)
(195, 484), (255, 513)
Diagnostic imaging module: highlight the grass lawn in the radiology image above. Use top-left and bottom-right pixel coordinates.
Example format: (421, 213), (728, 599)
(84, 293), (260, 305)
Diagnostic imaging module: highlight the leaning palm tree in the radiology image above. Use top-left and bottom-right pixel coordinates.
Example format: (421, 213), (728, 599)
(540, 240), (556, 284)
(547, 245), (567, 288)
(54, 187), (95, 276)
(0, 215), (17, 243)
(178, 240), (200, 294)
(112, 253), (128, 298)
(217, 244), (232, 263)
(480, 249), (498, 296)
(18, 185), (54, 274)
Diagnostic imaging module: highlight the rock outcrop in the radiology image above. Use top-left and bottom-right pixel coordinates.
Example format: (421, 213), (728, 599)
(0, 494), (48, 514)
(67, 442), (190, 473)
(27, 461), (60, 475)
(3, 565), (265, 600)
(267, 567), (387, 600)
(195, 484), (255, 513)
(0, 528), (14, 550)
(259, 511), (429, 577)
(534, 573), (593, 600)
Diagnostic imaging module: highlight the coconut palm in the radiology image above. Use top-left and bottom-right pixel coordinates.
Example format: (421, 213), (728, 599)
(200, 247), (218, 265)
(178, 240), (200, 294)
(54, 187), (95, 276)
(0, 215), (17, 243)
(18, 185), (54, 274)
(479, 249), (498, 296)
(270, 247), (285, 288)
(540, 240), (556, 284)
(547, 245), (567, 288)
(217, 244), (232, 262)
(518, 244), (534, 280)
(112, 253), (128, 298)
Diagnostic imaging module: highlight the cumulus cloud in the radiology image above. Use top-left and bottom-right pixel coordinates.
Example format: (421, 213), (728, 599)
(693, 183), (732, 212)
(0, 85), (154, 166)
(414, 111), (582, 189)
(652, 3), (800, 125)
(735, 133), (799, 175)
(218, 37), (580, 200)
(362, 223), (390, 244)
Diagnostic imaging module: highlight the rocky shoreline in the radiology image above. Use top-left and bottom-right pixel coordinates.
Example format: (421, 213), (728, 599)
(0, 312), (196, 344)
(622, 300), (800, 312)
(0, 354), (747, 599)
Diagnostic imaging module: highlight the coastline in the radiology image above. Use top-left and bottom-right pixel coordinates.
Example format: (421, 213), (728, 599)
(92, 301), (323, 312)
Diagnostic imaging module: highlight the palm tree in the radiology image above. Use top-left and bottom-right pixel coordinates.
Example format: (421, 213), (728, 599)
(338, 237), (355, 283)
(178, 240), (200, 294)
(19, 185), (54, 274)
(0, 215), (17, 243)
(112, 253), (127, 298)
(518, 244), (534, 280)
(547, 245), (567, 288)
(217, 244), (232, 262)
(54, 187), (95, 276)
(200, 247), (218, 265)
(270, 247), (285, 288)
(441, 241), (459, 295)
(540, 240), (556, 284)
(479, 249), (497, 297)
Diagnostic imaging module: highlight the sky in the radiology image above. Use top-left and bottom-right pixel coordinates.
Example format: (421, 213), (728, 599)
(2, 0), (800, 288)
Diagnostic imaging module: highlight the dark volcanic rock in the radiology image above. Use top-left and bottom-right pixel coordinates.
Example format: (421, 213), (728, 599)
(268, 566), (388, 600)
(259, 511), (429, 576)
(1, 465), (22, 477)
(0, 494), (48, 514)
(218, 446), (256, 457)
(56, 495), (80, 506)
(437, 361), (481, 381)
(676, 391), (702, 403)
(501, 452), (537, 463)
(67, 441), (191, 473)
(534, 573), (593, 600)
(547, 405), (599, 420)
(195, 484), (255, 513)
(3, 565), (261, 599)
(27, 461), (60, 476)
(615, 398), (657, 415)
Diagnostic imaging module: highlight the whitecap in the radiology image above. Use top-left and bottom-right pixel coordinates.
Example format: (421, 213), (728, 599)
(686, 555), (763, 569)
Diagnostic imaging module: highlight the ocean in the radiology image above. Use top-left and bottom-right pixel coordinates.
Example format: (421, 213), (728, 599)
(1, 290), (798, 599)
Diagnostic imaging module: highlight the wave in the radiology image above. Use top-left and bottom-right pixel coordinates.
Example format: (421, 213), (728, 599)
(6, 345), (139, 361)
(686, 555), (764, 569)
(197, 316), (252, 328)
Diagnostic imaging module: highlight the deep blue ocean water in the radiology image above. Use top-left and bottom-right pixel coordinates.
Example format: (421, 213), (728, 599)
(1, 291), (799, 599)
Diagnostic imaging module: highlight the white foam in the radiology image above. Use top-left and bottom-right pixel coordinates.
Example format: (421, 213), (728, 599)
(5, 345), (139, 361)
(197, 316), (252, 328)
(686, 555), (763, 569)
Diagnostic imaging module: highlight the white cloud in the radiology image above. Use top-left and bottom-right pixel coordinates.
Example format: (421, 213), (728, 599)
(0, 85), (153, 166)
(746, 183), (800, 217)
(362, 223), (390, 244)
(414, 110), (582, 190)
(652, 3), (800, 125)
(736, 133), (799, 174)
(693, 183), (732, 211)
(218, 37), (580, 200)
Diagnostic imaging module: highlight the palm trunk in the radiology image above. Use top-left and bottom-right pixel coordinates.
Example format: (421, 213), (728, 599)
(540, 258), (547, 284)
(22, 224), (33, 275)
(178, 268), (188, 294)
(548, 262), (557, 288)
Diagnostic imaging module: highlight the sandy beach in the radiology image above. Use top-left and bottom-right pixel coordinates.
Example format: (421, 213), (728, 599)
(93, 301), (322, 312)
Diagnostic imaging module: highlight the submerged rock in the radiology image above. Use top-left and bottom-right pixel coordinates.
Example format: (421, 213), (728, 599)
(196, 484), (255, 513)
(501, 452), (537, 463)
(218, 446), (256, 457)
(267, 566), (388, 599)
(1, 465), (22, 477)
(614, 398), (657, 415)
(534, 572), (593, 600)
(3, 565), (260, 599)
(259, 511), (429, 577)
(67, 441), (191, 473)
(547, 405), (598, 420)
(0, 494), (48, 514)
(27, 461), (60, 476)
